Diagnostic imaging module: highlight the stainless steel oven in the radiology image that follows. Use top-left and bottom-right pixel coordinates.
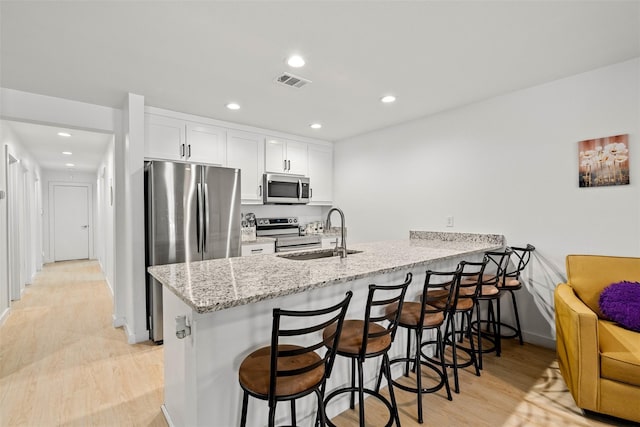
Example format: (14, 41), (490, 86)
(256, 217), (321, 252)
(263, 173), (310, 204)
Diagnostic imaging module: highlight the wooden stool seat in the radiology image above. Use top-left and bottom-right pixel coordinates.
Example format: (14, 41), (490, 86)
(323, 319), (391, 356)
(239, 344), (324, 397)
(387, 301), (444, 328)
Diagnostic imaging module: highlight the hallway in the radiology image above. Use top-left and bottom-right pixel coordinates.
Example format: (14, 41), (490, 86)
(0, 260), (165, 426)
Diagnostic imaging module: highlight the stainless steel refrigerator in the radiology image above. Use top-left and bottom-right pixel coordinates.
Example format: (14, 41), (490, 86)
(144, 160), (241, 343)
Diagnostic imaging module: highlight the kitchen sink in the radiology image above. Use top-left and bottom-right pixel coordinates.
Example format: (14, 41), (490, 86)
(278, 249), (362, 261)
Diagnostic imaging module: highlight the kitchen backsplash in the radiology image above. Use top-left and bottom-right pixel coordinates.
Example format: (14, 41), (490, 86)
(241, 204), (332, 228)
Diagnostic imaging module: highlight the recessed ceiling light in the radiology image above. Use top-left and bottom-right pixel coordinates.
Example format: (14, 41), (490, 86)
(62, 151), (72, 155)
(287, 55), (306, 68)
(65, 163), (75, 167)
(310, 123), (322, 129)
(226, 103), (241, 110)
(58, 132), (72, 137)
(381, 95), (396, 103)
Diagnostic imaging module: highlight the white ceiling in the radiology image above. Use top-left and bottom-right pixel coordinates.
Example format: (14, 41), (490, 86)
(2, 120), (112, 173)
(1, 1), (639, 150)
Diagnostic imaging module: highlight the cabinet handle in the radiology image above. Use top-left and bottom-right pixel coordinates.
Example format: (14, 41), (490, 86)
(187, 144), (192, 158)
(310, 188), (313, 198)
(283, 159), (287, 171)
(287, 160), (291, 171)
(180, 144), (185, 157)
(258, 185), (262, 196)
(251, 248), (263, 253)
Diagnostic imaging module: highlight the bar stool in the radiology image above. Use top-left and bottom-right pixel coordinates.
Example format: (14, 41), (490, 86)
(238, 291), (352, 427)
(496, 244), (536, 345)
(323, 274), (412, 427)
(383, 266), (462, 423)
(467, 249), (512, 369)
(425, 258), (488, 393)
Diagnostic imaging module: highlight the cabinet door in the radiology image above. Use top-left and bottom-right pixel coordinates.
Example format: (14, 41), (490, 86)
(145, 114), (185, 160)
(265, 137), (287, 173)
(286, 140), (308, 176)
(185, 123), (226, 165)
(307, 143), (333, 205)
(227, 130), (265, 204)
(241, 242), (275, 256)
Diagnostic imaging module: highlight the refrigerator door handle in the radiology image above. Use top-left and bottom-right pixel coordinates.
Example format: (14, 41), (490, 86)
(203, 183), (210, 253)
(197, 182), (203, 253)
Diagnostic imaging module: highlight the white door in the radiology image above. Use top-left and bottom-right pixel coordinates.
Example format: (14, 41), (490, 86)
(53, 185), (89, 261)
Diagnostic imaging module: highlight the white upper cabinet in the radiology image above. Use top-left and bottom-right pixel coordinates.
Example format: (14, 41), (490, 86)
(307, 143), (333, 205)
(265, 137), (308, 176)
(144, 114), (186, 161)
(144, 114), (226, 165)
(185, 122), (226, 165)
(227, 130), (265, 204)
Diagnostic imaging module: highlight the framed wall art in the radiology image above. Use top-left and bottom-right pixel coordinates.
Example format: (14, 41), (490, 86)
(578, 134), (629, 187)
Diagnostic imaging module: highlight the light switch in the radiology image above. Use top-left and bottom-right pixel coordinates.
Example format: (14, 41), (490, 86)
(446, 216), (454, 227)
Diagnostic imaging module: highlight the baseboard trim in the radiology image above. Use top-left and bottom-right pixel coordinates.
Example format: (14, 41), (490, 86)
(0, 307), (10, 326)
(523, 330), (556, 350)
(123, 322), (149, 344)
(161, 405), (175, 427)
(112, 315), (125, 328)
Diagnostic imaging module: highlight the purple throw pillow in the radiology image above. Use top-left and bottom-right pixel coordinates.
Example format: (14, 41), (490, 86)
(598, 281), (640, 332)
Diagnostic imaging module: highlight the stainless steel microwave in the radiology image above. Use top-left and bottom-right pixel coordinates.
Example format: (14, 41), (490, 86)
(263, 173), (310, 204)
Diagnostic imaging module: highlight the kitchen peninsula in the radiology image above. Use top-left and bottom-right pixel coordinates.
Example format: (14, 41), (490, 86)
(148, 231), (503, 426)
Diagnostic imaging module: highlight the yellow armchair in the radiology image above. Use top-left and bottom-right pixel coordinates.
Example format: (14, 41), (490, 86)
(555, 255), (640, 423)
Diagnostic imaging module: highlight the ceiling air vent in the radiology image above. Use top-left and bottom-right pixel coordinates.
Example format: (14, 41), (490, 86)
(274, 72), (312, 89)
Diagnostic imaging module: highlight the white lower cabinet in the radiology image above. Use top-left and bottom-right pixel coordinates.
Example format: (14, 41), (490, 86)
(241, 242), (275, 256)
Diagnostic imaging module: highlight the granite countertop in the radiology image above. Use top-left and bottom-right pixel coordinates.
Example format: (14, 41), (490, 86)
(241, 237), (275, 245)
(148, 231), (504, 314)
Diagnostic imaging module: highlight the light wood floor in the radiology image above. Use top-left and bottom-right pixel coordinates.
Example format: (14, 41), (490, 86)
(0, 260), (632, 426)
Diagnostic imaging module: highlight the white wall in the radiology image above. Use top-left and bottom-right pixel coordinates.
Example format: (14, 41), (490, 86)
(41, 169), (97, 263)
(0, 122), (42, 320)
(96, 138), (116, 293)
(334, 58), (640, 346)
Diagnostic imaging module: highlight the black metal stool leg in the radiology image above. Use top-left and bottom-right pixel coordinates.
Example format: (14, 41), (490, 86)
(383, 353), (401, 427)
(496, 299), (502, 357)
(449, 314), (460, 393)
(405, 328), (411, 376)
(291, 399), (297, 426)
(510, 290), (524, 345)
(466, 311), (480, 377)
(475, 301), (483, 370)
(314, 388), (326, 427)
(415, 329), (423, 424)
(240, 390), (249, 427)
(268, 403), (276, 427)
(438, 328), (452, 401)
(350, 357), (356, 410)
(357, 359), (365, 427)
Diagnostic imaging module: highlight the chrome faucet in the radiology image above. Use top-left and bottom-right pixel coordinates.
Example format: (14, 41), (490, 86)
(326, 207), (347, 259)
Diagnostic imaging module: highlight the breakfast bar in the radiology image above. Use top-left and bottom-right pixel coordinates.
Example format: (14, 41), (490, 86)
(148, 231), (504, 426)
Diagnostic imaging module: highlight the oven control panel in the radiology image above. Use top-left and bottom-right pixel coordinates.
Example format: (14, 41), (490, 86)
(256, 217), (298, 226)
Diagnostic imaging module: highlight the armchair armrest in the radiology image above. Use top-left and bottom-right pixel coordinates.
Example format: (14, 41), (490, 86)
(554, 283), (599, 411)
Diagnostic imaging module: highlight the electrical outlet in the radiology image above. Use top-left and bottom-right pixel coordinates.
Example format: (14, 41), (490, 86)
(446, 216), (454, 227)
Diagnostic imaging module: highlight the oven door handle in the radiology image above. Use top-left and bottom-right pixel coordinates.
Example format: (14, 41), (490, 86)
(276, 243), (321, 253)
(298, 179), (302, 201)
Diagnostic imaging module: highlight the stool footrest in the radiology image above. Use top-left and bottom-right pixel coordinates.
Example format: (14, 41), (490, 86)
(388, 357), (448, 394)
(324, 386), (394, 427)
